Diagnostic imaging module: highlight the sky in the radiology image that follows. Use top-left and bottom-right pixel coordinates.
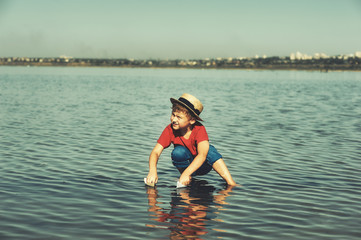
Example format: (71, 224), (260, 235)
(0, 0), (360, 59)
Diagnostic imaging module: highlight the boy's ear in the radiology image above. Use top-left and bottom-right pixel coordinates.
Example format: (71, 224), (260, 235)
(190, 118), (196, 125)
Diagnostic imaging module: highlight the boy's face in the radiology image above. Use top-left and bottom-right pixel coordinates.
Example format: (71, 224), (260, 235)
(171, 110), (195, 131)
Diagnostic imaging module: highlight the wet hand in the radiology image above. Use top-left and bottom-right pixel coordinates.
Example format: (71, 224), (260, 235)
(179, 174), (191, 186)
(146, 172), (158, 185)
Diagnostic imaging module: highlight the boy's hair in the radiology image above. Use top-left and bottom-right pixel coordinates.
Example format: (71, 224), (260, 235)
(172, 103), (195, 120)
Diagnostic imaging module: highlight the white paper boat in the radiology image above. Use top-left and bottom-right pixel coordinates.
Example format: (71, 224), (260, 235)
(144, 178), (155, 187)
(176, 181), (187, 188)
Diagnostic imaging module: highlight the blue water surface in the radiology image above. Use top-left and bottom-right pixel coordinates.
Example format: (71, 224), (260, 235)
(1, 66), (361, 239)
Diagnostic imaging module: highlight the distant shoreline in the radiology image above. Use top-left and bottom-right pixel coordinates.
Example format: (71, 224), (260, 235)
(2, 64), (361, 72)
(1, 56), (361, 72)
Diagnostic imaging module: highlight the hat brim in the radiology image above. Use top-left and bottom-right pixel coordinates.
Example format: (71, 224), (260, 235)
(170, 98), (203, 121)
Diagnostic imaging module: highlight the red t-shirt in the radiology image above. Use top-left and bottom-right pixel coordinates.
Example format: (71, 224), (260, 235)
(157, 122), (209, 156)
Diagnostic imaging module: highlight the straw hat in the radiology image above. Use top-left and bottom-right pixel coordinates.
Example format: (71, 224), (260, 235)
(170, 93), (204, 121)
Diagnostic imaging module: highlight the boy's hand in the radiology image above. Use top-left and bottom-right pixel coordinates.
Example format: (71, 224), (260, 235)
(146, 171), (158, 185)
(179, 173), (191, 186)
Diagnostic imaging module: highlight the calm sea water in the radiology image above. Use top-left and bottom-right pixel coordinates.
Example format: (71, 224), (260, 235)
(1, 66), (361, 240)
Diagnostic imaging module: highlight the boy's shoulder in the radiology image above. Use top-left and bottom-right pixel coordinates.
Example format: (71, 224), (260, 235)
(165, 122), (206, 135)
(192, 122), (206, 134)
(194, 121), (204, 128)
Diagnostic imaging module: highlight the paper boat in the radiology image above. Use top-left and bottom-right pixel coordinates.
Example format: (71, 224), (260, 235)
(144, 178), (155, 187)
(176, 181), (187, 188)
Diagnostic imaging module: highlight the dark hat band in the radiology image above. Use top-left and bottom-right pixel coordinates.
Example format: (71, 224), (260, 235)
(178, 97), (201, 116)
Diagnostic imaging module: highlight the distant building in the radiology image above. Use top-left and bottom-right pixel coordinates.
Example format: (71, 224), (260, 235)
(314, 53), (328, 59)
(291, 51), (314, 60)
(290, 53), (295, 60)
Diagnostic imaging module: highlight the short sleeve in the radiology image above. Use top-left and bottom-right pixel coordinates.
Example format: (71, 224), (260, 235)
(195, 125), (209, 144)
(157, 125), (172, 149)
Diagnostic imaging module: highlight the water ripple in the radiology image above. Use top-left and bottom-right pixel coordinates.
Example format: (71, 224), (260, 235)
(1, 67), (361, 239)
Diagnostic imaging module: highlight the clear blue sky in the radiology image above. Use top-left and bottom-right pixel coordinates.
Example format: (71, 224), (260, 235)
(0, 0), (360, 59)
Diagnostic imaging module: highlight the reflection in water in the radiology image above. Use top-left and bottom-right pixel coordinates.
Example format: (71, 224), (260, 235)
(146, 179), (235, 239)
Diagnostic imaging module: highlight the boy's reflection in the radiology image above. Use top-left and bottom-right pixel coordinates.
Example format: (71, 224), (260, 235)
(146, 180), (235, 239)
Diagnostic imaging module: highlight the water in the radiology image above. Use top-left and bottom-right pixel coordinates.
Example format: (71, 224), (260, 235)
(1, 66), (361, 240)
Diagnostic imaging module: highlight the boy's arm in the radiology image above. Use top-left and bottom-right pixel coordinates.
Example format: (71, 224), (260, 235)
(146, 143), (164, 185)
(179, 140), (209, 185)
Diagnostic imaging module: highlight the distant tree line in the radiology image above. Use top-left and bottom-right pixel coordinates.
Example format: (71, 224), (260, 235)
(1, 56), (360, 71)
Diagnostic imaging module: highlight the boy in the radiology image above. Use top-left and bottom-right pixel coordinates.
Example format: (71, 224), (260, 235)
(146, 93), (236, 186)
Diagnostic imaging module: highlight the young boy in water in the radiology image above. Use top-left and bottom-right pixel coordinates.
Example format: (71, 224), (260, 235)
(146, 93), (236, 186)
